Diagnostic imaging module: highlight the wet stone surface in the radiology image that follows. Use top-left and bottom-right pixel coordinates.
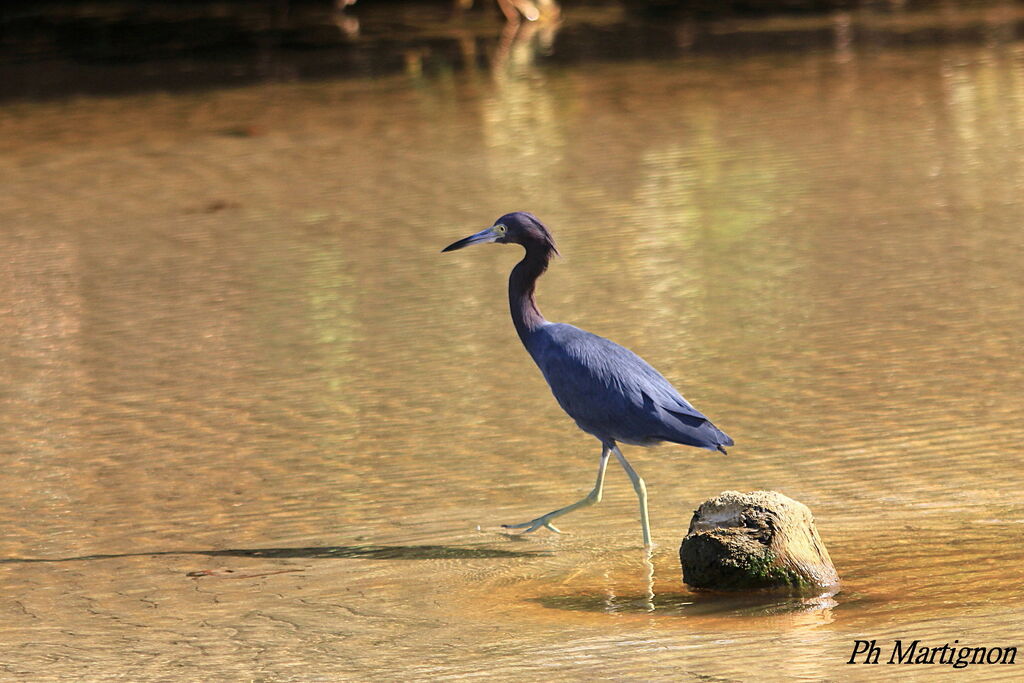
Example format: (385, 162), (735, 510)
(681, 490), (839, 592)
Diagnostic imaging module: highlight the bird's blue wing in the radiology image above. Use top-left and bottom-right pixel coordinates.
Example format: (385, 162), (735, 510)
(526, 324), (732, 450)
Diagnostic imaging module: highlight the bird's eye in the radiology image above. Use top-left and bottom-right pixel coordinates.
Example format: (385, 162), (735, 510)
(494, 224), (507, 235)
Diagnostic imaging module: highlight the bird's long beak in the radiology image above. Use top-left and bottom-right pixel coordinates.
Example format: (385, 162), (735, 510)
(441, 227), (499, 253)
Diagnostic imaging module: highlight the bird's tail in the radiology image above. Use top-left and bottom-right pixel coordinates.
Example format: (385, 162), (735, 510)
(710, 424), (733, 455)
(664, 421), (733, 454)
(661, 406), (733, 455)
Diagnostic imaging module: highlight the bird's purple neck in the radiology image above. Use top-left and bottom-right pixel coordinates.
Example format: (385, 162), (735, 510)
(509, 242), (554, 344)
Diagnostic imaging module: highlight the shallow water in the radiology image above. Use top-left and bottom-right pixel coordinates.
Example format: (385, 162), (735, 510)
(1, 4), (1023, 680)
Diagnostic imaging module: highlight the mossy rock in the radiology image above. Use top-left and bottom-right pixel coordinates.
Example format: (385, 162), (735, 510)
(680, 490), (839, 593)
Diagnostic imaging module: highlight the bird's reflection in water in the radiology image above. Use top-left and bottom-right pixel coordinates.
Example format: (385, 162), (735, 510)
(643, 550), (656, 612)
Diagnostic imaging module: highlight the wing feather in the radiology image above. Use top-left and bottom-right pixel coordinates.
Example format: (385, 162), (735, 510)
(526, 323), (731, 450)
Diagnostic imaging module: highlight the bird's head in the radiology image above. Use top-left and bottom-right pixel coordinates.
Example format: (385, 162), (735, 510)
(442, 212), (559, 255)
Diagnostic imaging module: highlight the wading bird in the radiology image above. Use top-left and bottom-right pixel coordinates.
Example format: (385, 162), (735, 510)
(442, 212), (732, 548)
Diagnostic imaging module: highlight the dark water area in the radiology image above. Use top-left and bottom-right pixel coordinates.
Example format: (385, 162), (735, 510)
(3, 1), (1024, 100)
(1, 1), (1023, 680)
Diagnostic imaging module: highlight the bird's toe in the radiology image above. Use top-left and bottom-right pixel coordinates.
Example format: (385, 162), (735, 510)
(501, 517), (562, 534)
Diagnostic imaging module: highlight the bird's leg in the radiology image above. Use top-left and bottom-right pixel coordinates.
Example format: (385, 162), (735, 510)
(612, 445), (652, 549)
(503, 445), (610, 534)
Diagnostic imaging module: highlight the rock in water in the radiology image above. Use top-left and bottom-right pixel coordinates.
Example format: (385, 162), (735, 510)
(680, 490), (839, 592)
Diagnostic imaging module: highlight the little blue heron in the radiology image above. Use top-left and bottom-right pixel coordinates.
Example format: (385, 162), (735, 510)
(442, 212), (732, 548)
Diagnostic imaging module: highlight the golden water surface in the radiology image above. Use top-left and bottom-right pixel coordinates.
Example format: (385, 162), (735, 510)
(1, 5), (1023, 681)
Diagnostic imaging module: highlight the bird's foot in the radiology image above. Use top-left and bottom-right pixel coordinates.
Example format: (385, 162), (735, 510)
(502, 517), (562, 534)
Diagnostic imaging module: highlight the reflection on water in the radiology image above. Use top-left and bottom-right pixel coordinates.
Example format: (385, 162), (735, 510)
(1, 3), (1023, 680)
(536, 590), (839, 620)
